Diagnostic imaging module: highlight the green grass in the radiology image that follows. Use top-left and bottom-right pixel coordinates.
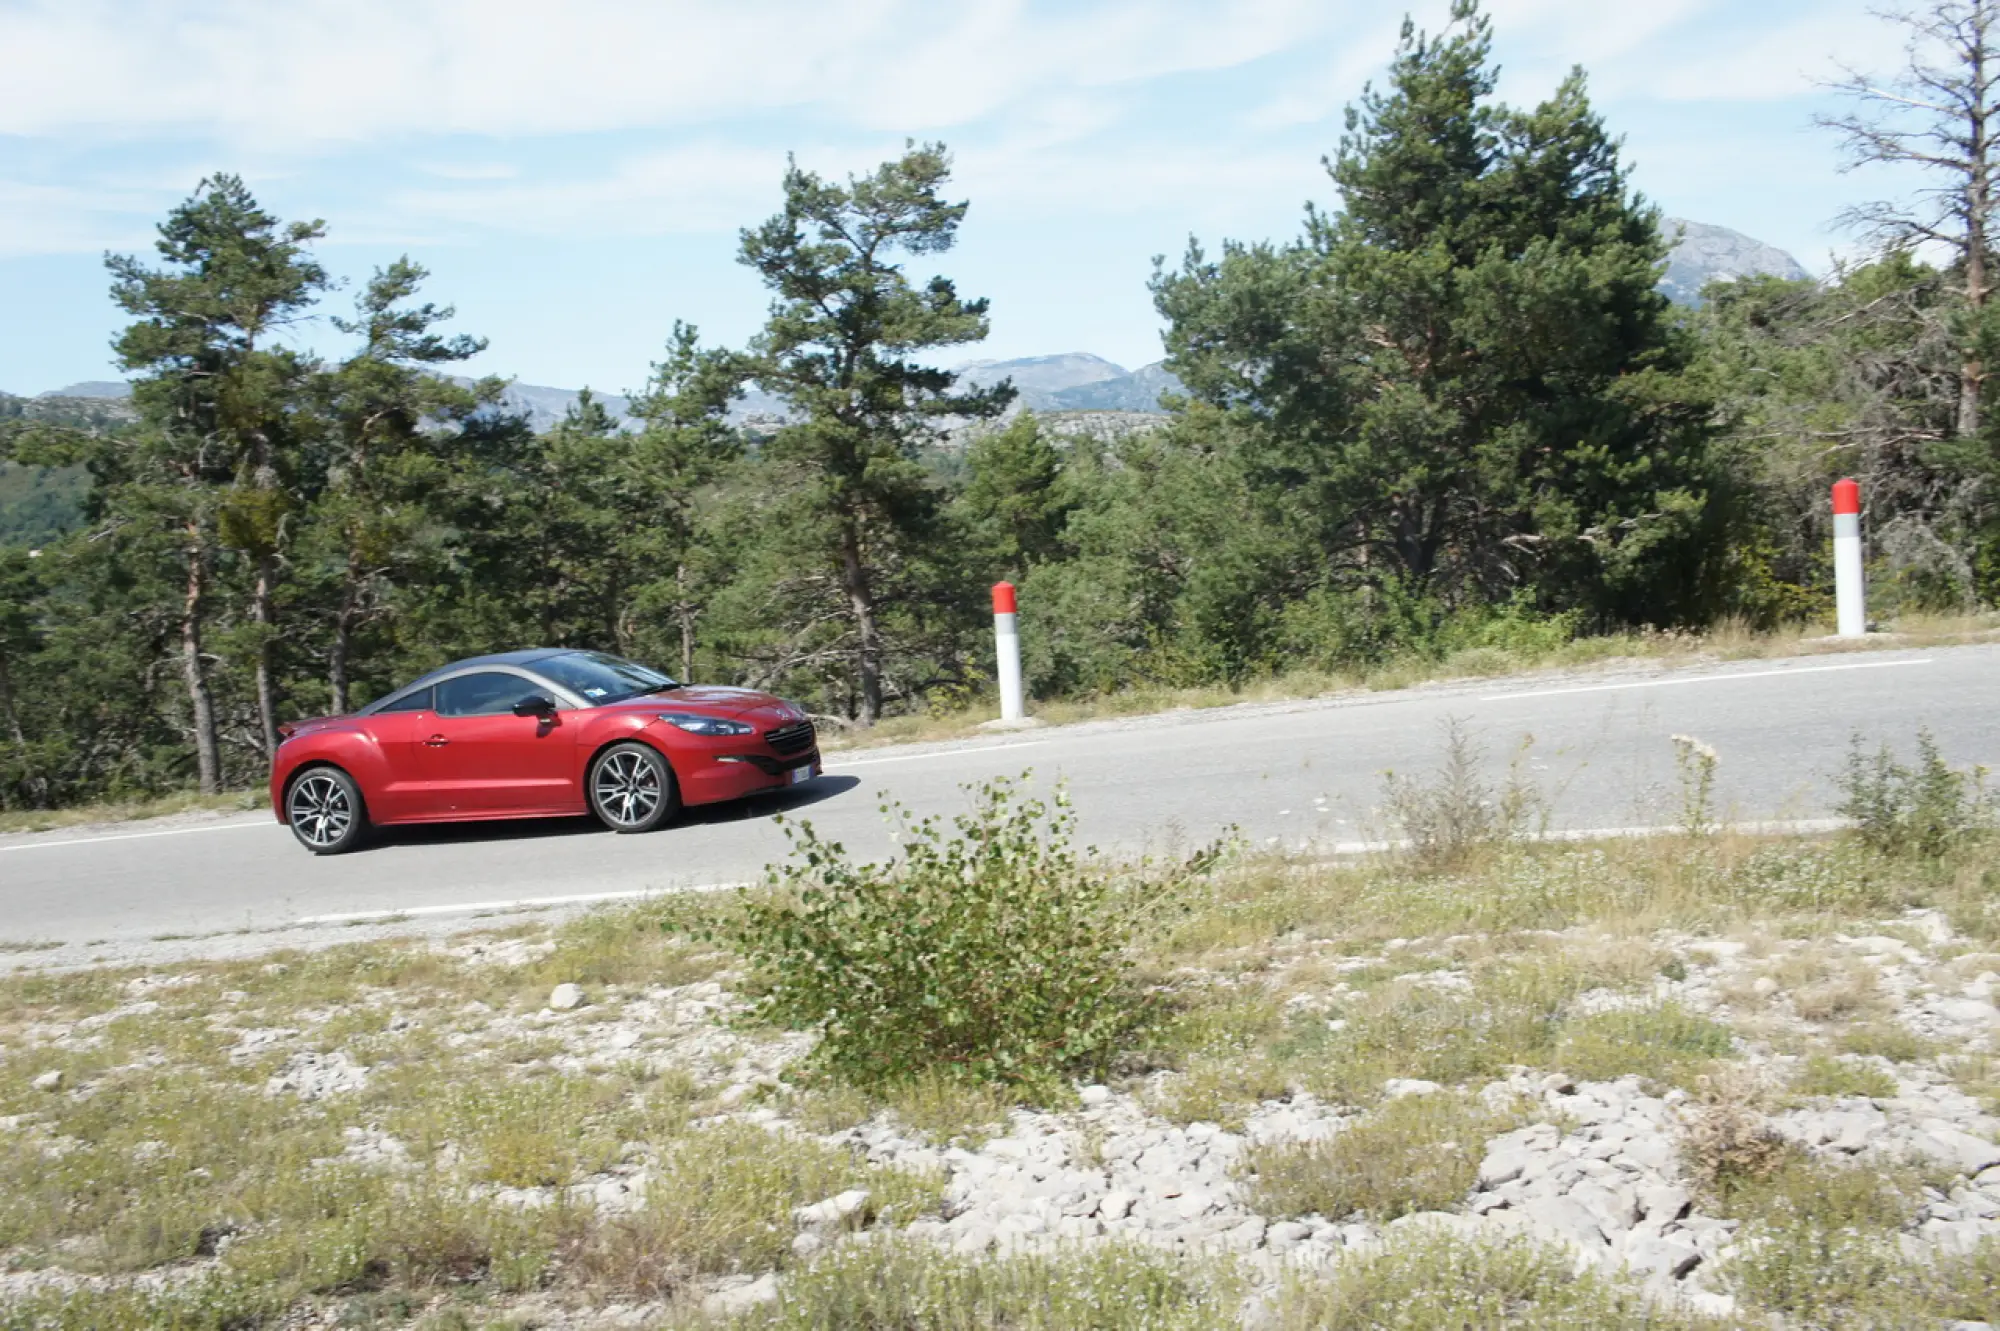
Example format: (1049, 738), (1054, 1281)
(1274, 1230), (1727, 1330)
(1789, 1053), (1898, 1100)
(1243, 1092), (1503, 1222)
(706, 1240), (1238, 1330)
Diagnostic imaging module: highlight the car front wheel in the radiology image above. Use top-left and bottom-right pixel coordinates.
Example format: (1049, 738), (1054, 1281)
(286, 766), (369, 855)
(588, 742), (680, 833)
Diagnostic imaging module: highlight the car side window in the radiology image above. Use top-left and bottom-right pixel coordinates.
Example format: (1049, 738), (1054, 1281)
(376, 687), (433, 713)
(435, 672), (527, 718)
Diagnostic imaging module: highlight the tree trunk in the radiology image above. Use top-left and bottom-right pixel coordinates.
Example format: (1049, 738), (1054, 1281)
(0, 646), (48, 809)
(1961, 10), (1992, 439)
(676, 563), (695, 683)
(182, 533), (221, 795)
(838, 518), (882, 725)
(252, 553), (279, 757)
(329, 597), (353, 717)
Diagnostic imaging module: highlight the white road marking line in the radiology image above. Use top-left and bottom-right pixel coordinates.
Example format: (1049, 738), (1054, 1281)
(294, 881), (749, 925)
(824, 739), (1049, 769)
(0, 819), (274, 853)
(1481, 657), (1932, 702)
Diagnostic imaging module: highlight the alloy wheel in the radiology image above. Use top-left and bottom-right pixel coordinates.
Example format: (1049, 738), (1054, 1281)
(289, 772), (353, 850)
(593, 750), (662, 827)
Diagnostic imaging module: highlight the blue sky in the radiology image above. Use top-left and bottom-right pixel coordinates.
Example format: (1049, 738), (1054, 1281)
(0, 0), (1920, 397)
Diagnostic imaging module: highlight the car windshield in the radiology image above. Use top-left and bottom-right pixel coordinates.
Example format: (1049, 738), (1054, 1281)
(533, 651), (678, 705)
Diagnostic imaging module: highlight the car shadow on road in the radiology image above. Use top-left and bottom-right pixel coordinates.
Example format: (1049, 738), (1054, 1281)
(361, 775), (861, 851)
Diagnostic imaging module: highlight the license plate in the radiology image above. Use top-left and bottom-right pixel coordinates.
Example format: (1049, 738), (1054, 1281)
(788, 763), (817, 785)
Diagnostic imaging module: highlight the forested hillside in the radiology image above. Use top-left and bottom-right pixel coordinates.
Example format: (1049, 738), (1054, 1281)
(2, 1), (1995, 810)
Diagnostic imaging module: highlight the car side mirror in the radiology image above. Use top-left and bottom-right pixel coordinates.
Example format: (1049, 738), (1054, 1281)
(512, 694), (557, 719)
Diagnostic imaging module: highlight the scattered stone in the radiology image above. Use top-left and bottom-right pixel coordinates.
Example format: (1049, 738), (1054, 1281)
(794, 1188), (871, 1231)
(702, 1272), (779, 1316)
(1915, 1123), (2000, 1177)
(1382, 1078), (1442, 1098)
(264, 1050), (367, 1100)
(30, 1071), (61, 1092)
(547, 983), (585, 1011)
(1623, 1234), (1702, 1280)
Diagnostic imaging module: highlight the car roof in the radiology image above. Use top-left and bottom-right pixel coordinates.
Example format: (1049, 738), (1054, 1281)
(405, 648), (572, 687)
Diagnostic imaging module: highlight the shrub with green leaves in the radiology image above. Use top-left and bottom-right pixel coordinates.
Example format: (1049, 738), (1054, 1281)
(728, 776), (1202, 1091)
(1837, 728), (1992, 859)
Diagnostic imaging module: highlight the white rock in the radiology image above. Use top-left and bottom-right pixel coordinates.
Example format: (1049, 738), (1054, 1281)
(1638, 1185), (1689, 1224)
(1569, 1181), (1640, 1233)
(1479, 1148), (1538, 1188)
(794, 1188), (871, 1230)
(1225, 1216), (1268, 1251)
(1915, 1123), (2000, 1176)
(30, 1070), (61, 1092)
(548, 983), (585, 1011)
(1078, 1084), (1113, 1108)
(1519, 1195), (1606, 1248)
(1623, 1234), (1702, 1280)
(1751, 977), (1780, 998)
(1266, 1220), (1311, 1252)
(702, 1273), (779, 1316)
(792, 1229), (825, 1259)
(1383, 1078), (1442, 1098)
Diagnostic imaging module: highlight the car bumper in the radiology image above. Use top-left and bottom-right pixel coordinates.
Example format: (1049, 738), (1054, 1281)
(676, 747), (822, 805)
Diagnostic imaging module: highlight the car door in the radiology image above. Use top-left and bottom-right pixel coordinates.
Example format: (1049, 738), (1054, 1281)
(367, 685), (444, 820)
(415, 671), (583, 816)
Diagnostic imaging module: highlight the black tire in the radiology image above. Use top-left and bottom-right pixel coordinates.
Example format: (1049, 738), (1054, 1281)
(285, 765), (369, 855)
(588, 741), (681, 833)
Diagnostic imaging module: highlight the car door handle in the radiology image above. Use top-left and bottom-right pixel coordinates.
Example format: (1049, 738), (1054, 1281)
(425, 735), (450, 747)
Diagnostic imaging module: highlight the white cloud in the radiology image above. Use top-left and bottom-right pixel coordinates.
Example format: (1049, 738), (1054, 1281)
(0, 0), (1335, 146)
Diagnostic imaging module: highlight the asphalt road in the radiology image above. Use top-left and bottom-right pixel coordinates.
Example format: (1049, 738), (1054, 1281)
(4, 644), (1996, 954)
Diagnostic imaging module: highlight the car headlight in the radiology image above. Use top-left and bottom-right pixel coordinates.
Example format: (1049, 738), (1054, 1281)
(657, 713), (755, 736)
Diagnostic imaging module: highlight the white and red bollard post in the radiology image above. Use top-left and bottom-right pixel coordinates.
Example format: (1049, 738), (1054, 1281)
(1833, 477), (1866, 638)
(993, 581), (1025, 723)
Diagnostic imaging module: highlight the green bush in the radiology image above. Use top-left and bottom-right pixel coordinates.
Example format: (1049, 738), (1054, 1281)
(1836, 728), (1992, 859)
(728, 776), (1206, 1091)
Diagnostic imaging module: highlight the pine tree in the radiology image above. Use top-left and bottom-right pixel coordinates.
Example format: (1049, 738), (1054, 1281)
(738, 143), (1009, 724)
(1154, 1), (1725, 630)
(106, 175), (328, 782)
(309, 259), (489, 712)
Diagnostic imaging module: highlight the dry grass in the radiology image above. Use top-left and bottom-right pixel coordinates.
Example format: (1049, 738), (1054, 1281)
(0, 788), (266, 836)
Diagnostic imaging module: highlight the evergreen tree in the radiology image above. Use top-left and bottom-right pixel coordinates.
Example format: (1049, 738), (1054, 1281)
(620, 324), (741, 679)
(106, 174), (328, 782)
(306, 259), (490, 712)
(1154, 1), (1727, 631)
(737, 143), (1009, 723)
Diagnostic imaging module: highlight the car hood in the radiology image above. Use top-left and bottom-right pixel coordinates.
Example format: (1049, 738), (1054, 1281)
(609, 685), (800, 723)
(276, 714), (356, 742)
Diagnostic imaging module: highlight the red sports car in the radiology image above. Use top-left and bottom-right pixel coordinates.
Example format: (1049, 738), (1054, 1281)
(269, 649), (820, 854)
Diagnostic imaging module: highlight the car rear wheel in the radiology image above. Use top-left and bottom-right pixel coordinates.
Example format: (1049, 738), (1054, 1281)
(588, 742), (680, 833)
(286, 766), (369, 855)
